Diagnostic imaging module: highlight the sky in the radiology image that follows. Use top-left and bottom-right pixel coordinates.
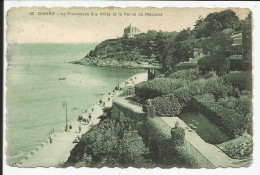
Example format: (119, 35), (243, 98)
(6, 7), (251, 43)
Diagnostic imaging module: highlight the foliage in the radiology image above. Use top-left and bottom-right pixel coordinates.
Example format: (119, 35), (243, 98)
(66, 118), (150, 166)
(136, 70), (236, 106)
(99, 107), (112, 121)
(84, 9), (248, 73)
(193, 10), (241, 38)
(168, 68), (202, 81)
(194, 94), (252, 137)
(86, 30), (178, 64)
(171, 123), (185, 146)
(197, 54), (228, 74)
(173, 62), (197, 71)
(160, 28), (195, 71)
(202, 74), (234, 99)
(224, 71), (252, 92)
(145, 94), (182, 117)
(217, 134), (253, 159)
(147, 118), (198, 167)
(242, 12), (252, 61)
(135, 78), (187, 100)
(200, 28), (234, 56)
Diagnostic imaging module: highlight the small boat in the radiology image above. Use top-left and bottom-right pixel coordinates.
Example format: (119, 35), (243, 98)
(59, 77), (66, 80)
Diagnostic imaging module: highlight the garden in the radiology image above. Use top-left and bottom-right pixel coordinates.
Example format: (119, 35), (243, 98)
(135, 67), (253, 159)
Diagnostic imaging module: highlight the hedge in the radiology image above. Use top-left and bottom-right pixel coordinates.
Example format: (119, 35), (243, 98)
(194, 94), (252, 138)
(136, 73), (235, 101)
(168, 68), (202, 81)
(174, 62), (197, 71)
(135, 78), (188, 100)
(144, 94), (182, 117)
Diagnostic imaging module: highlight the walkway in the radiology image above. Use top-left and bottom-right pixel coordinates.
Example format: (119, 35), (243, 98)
(17, 72), (148, 167)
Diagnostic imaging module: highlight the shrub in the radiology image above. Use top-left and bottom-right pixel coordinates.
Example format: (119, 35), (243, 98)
(217, 95), (252, 136)
(174, 62), (197, 71)
(197, 54), (227, 74)
(168, 68), (202, 80)
(171, 86), (193, 106)
(145, 94), (182, 117)
(135, 78), (188, 100)
(66, 119), (150, 166)
(146, 118), (198, 167)
(224, 71), (252, 91)
(202, 75), (234, 99)
(171, 123), (185, 146)
(217, 134), (253, 159)
(194, 94), (252, 137)
(172, 75), (233, 105)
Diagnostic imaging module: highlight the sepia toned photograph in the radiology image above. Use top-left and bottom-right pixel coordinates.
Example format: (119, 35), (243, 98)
(5, 6), (253, 169)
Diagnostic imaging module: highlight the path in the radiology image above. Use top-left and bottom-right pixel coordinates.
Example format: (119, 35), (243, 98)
(17, 72), (148, 167)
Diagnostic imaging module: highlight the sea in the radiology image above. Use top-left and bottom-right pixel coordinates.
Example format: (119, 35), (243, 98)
(6, 43), (144, 165)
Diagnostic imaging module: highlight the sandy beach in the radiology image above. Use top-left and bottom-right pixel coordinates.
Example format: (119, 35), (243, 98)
(17, 72), (148, 167)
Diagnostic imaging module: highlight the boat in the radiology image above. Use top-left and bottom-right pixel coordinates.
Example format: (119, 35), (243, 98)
(58, 77), (66, 80)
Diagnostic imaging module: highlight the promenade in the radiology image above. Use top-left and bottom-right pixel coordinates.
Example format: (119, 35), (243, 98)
(18, 72), (148, 167)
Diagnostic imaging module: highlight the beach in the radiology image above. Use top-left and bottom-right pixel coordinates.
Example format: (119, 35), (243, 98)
(6, 43), (146, 165)
(17, 72), (148, 167)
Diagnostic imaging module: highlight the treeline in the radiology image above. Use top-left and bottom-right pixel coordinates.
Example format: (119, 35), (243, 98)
(85, 10), (252, 72)
(159, 9), (252, 72)
(86, 30), (178, 62)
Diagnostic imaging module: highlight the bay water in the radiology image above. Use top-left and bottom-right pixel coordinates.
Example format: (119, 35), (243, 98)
(6, 43), (144, 165)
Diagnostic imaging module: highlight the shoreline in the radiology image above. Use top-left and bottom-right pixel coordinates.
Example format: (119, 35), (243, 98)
(15, 72), (148, 167)
(70, 59), (162, 69)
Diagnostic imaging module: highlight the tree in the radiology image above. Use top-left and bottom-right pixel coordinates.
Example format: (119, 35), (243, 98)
(193, 10), (240, 38)
(154, 31), (167, 58)
(201, 28), (234, 56)
(66, 119), (150, 166)
(242, 12), (252, 61)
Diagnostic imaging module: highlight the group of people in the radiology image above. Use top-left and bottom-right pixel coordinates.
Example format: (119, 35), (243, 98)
(50, 76), (138, 145)
(77, 113), (92, 124)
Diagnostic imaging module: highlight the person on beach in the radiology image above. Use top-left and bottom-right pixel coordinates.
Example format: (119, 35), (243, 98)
(49, 136), (52, 144)
(77, 115), (82, 122)
(79, 125), (82, 133)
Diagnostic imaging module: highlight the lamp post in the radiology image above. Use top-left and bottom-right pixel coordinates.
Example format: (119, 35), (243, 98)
(63, 101), (68, 132)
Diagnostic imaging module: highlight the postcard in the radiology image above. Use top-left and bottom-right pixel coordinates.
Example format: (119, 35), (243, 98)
(3, 2), (258, 174)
